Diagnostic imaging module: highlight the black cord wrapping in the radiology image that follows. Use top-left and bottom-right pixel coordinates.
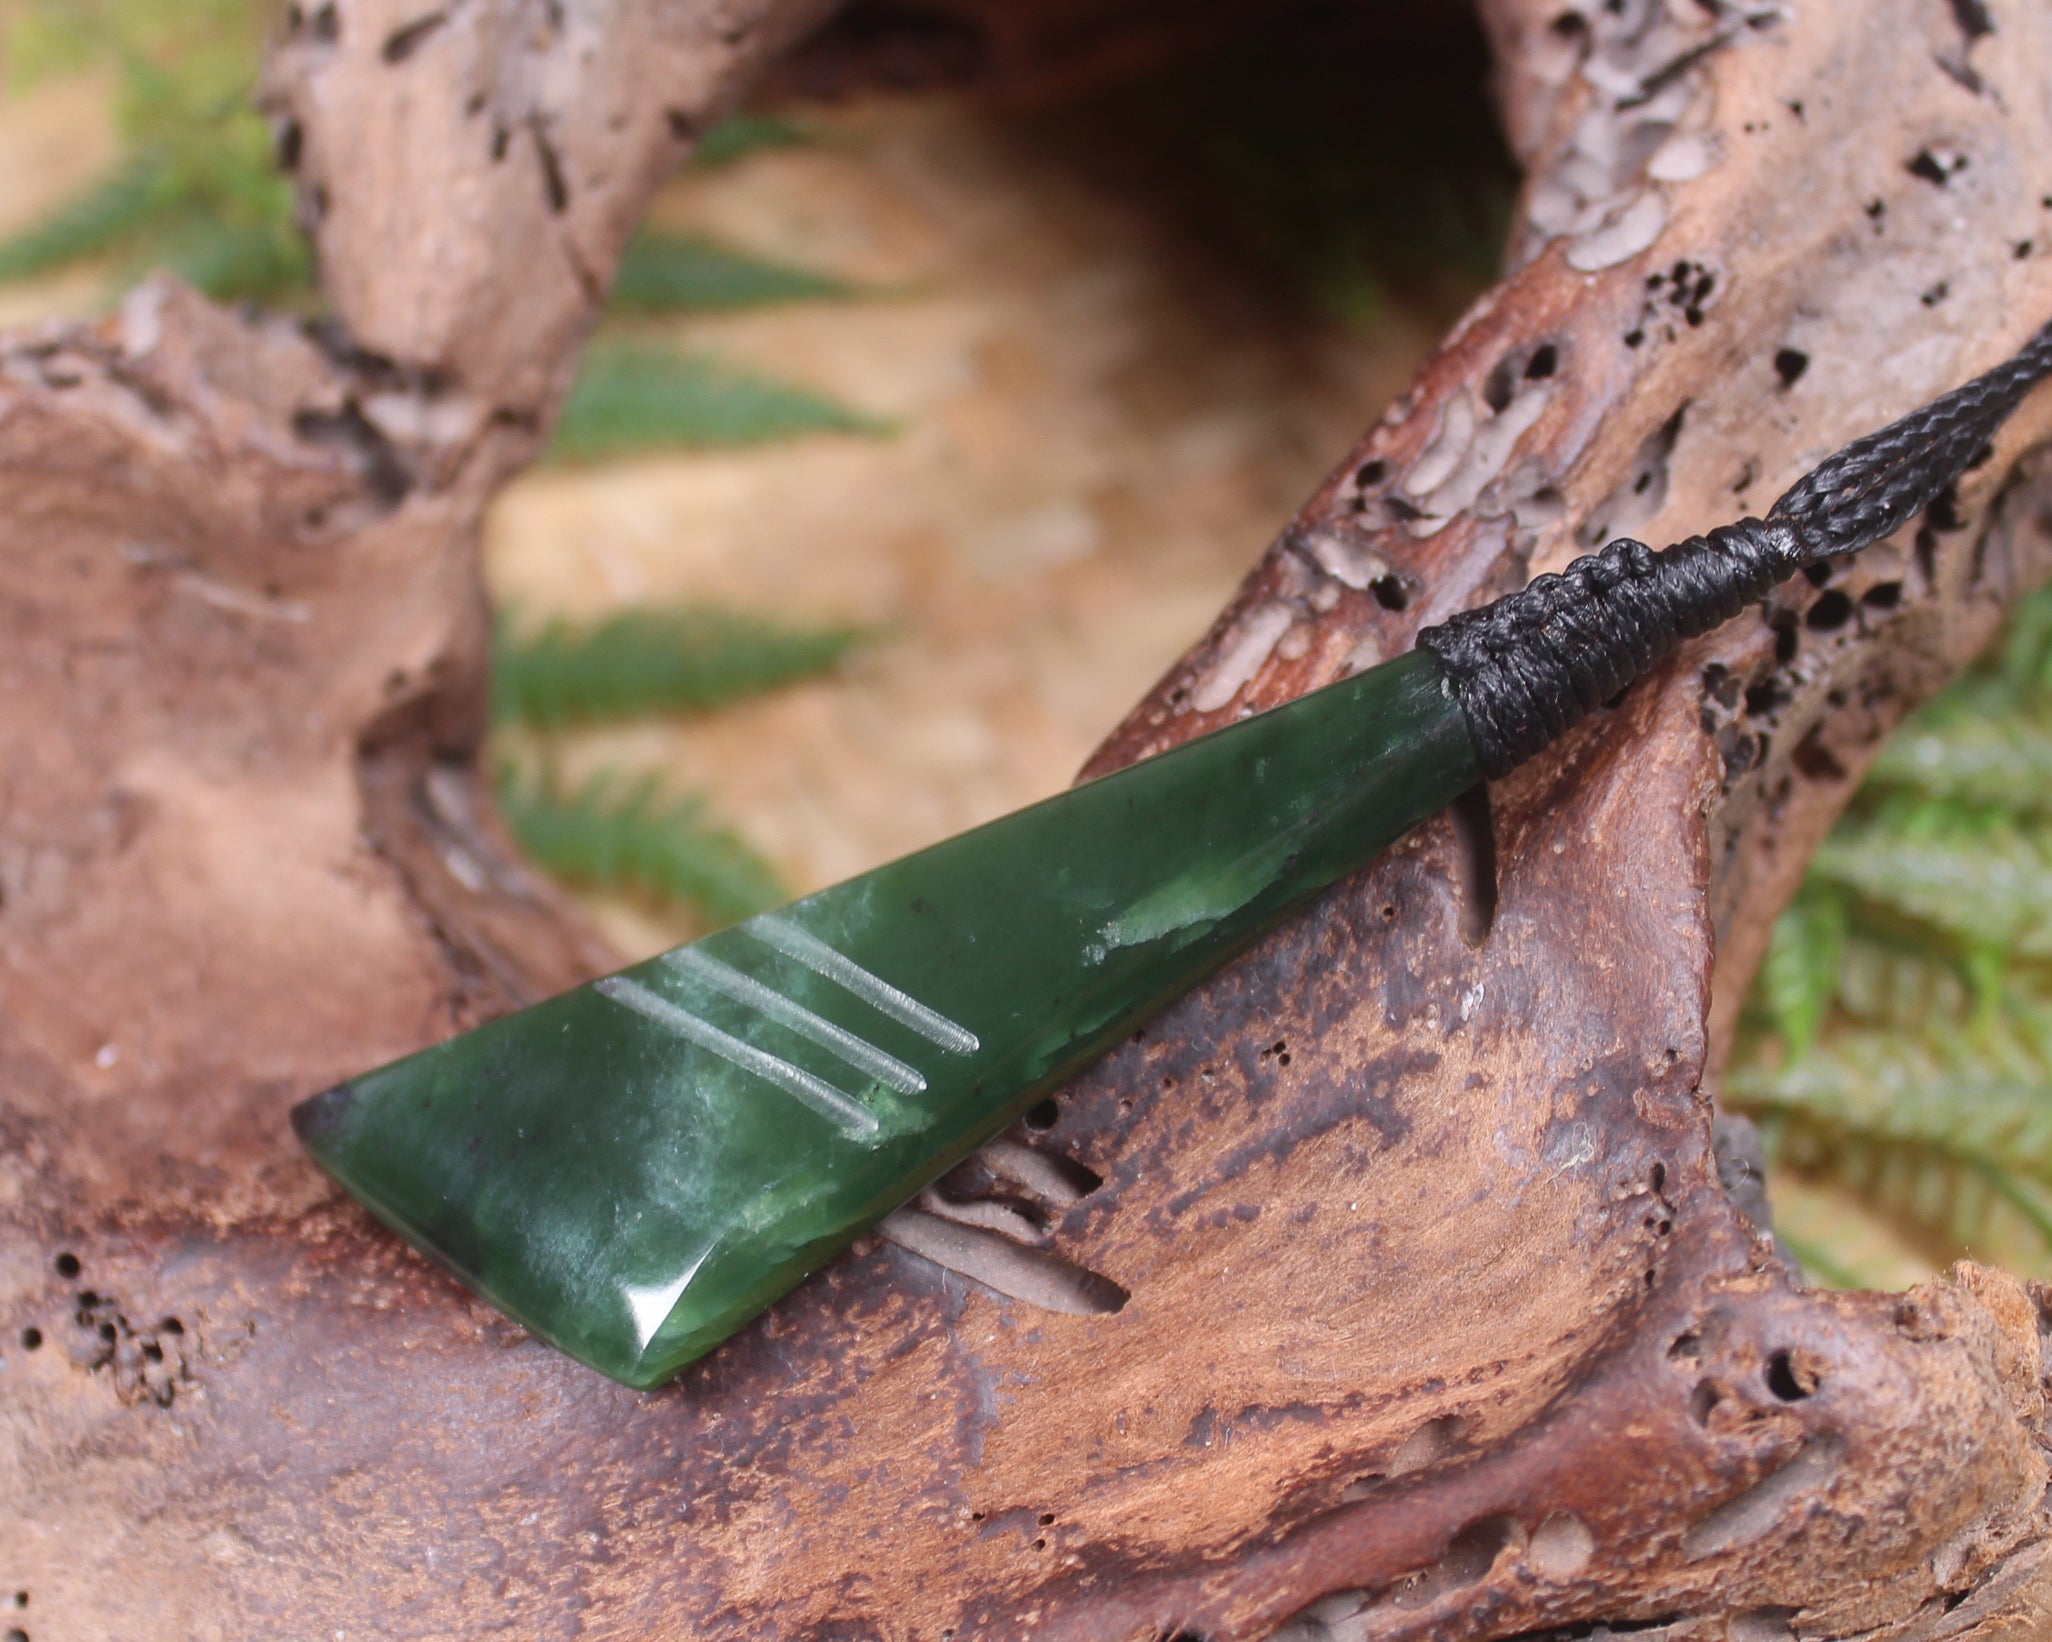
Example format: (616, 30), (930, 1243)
(1417, 317), (2052, 779)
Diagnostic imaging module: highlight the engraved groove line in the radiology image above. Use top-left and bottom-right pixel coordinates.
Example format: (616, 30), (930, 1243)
(747, 916), (981, 1055)
(595, 976), (880, 1136)
(658, 947), (928, 1094)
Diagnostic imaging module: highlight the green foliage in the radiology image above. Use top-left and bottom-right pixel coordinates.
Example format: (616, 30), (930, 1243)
(497, 763), (785, 928)
(1734, 1023), (2052, 1195)
(612, 230), (851, 313)
(1867, 691), (2052, 811)
(688, 111), (809, 168)
(1809, 809), (2052, 962)
(1768, 1226), (1867, 1293)
(0, 153), (166, 281)
(1732, 583), (2052, 1285)
(146, 207), (310, 301)
(1756, 886), (1845, 1057)
(493, 605), (869, 926)
(0, 3), (817, 310)
(550, 342), (885, 462)
(494, 605), (867, 727)
(3, 0), (308, 300)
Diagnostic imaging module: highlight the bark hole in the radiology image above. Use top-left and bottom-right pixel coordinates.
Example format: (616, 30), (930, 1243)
(1804, 589), (1854, 631)
(1579, 405), (1685, 547)
(880, 1209), (1130, 1316)
(1449, 784), (1499, 948)
(382, 12), (447, 63)
(530, 118), (571, 214)
(1681, 1435), (1847, 1560)
(1764, 1348), (1822, 1402)
(1388, 1413), (1467, 1476)
(1391, 1514), (1525, 1610)
(1528, 1512), (1596, 1580)
(1907, 146), (1970, 187)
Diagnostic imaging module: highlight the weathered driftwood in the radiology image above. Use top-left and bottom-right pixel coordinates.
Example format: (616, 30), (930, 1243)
(766, 0), (1299, 100)
(6, 1), (2052, 1637)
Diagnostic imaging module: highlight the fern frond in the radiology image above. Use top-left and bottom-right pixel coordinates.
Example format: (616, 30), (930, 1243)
(1731, 576), (2052, 1281)
(4, 2), (317, 298)
(1727, 1025), (2052, 1197)
(691, 112), (809, 167)
(0, 155), (171, 282)
(1993, 584), (2052, 698)
(1757, 887), (1846, 1055)
(494, 605), (868, 727)
(1768, 1225), (1867, 1292)
(140, 210), (312, 301)
(1867, 708), (2052, 812)
(496, 763), (784, 926)
(1773, 1125), (2052, 1277)
(1807, 821), (2052, 961)
(550, 344), (886, 461)
(1829, 928), (1974, 1029)
(611, 231), (850, 313)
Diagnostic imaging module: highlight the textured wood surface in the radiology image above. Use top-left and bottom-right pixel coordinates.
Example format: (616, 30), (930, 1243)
(6, 1), (2052, 1638)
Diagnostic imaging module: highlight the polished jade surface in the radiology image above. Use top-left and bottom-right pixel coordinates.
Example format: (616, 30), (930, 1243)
(294, 649), (1480, 1388)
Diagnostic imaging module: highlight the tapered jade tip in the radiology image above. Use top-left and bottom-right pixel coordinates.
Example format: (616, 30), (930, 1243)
(296, 649), (1480, 1388)
(293, 1082), (354, 1146)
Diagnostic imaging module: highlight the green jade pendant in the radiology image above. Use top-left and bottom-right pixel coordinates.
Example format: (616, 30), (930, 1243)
(296, 651), (1478, 1387)
(297, 313), (2052, 1387)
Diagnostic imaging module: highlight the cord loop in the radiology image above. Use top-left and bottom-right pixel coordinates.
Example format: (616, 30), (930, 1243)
(1419, 319), (2052, 779)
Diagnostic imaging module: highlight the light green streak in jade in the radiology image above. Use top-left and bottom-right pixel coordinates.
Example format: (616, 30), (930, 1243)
(294, 649), (1481, 1388)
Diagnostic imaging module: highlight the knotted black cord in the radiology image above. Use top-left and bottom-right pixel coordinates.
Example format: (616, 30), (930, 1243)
(1417, 317), (2052, 779)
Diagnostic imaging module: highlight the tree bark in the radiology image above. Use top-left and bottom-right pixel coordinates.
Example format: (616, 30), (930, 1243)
(5, 1), (2052, 1639)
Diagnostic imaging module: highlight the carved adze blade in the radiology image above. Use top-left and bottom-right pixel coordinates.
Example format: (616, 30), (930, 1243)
(294, 652), (1477, 1388)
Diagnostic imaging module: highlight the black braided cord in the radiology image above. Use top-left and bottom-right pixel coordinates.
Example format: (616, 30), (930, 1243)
(1417, 317), (2052, 779)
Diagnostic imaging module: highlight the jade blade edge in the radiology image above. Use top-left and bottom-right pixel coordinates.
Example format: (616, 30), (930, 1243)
(294, 649), (1480, 1389)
